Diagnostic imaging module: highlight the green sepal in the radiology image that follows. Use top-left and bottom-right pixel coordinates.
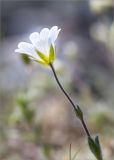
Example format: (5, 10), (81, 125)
(21, 54), (31, 65)
(34, 59), (49, 65)
(49, 44), (55, 63)
(36, 50), (49, 63)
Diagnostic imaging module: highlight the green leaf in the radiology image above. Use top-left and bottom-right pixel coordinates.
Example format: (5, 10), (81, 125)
(74, 105), (83, 120)
(88, 137), (98, 158)
(95, 136), (103, 160)
(49, 45), (55, 63)
(88, 136), (103, 160)
(43, 144), (52, 158)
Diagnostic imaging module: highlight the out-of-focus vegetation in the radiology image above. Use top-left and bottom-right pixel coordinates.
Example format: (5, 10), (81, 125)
(0, 0), (114, 160)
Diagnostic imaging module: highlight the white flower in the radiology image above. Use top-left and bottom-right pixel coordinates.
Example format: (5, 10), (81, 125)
(15, 26), (61, 65)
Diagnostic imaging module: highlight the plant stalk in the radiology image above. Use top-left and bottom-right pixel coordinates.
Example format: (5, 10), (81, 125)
(50, 63), (91, 138)
(50, 63), (103, 160)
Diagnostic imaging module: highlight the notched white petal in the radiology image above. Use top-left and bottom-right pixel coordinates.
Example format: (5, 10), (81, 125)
(36, 28), (50, 55)
(29, 32), (40, 45)
(15, 49), (25, 53)
(15, 49), (21, 52)
(40, 28), (50, 39)
(18, 42), (33, 49)
(49, 26), (61, 43)
(53, 28), (61, 42)
(50, 26), (58, 33)
(16, 42), (39, 59)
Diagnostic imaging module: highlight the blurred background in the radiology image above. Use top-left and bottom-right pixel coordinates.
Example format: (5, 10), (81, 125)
(0, 0), (114, 160)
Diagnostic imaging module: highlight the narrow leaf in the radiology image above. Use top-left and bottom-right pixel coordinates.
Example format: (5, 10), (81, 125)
(88, 136), (103, 160)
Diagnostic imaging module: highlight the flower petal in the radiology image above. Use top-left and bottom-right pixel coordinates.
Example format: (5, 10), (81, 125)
(16, 42), (39, 59)
(29, 32), (44, 53)
(29, 32), (40, 45)
(29, 32), (45, 54)
(38, 28), (50, 55)
(50, 26), (58, 33)
(40, 28), (50, 41)
(30, 29), (50, 55)
(49, 26), (61, 43)
(15, 49), (24, 53)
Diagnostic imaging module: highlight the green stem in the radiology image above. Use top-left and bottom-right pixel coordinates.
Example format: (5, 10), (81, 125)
(50, 63), (103, 160)
(50, 63), (91, 138)
(50, 64), (103, 160)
